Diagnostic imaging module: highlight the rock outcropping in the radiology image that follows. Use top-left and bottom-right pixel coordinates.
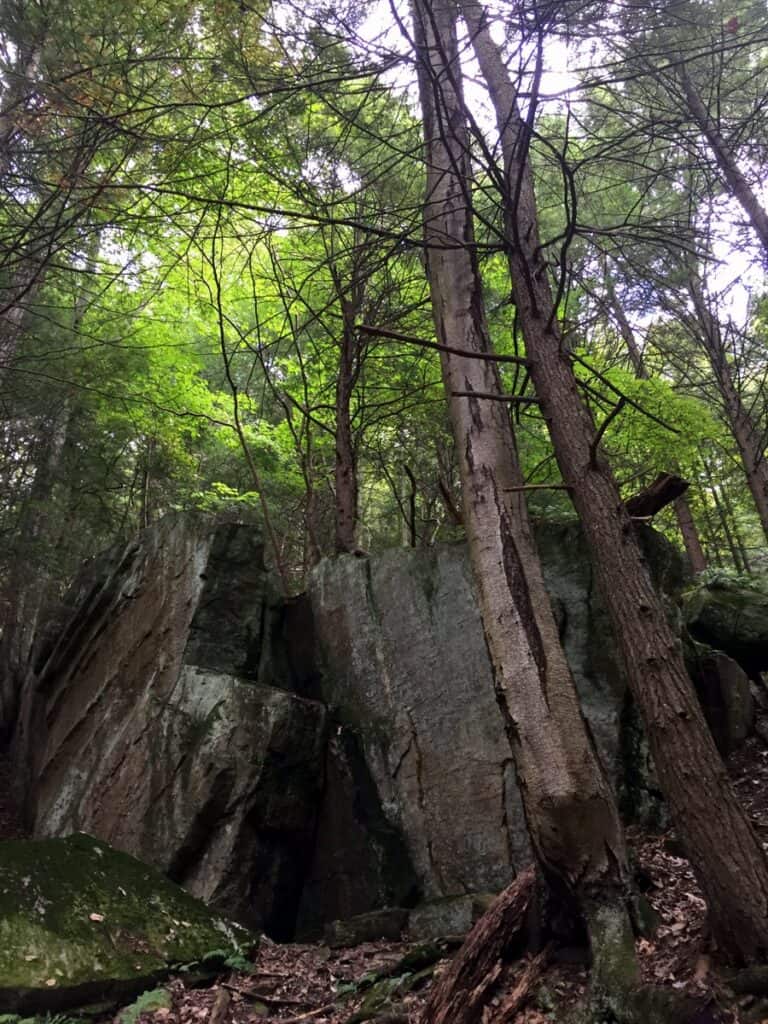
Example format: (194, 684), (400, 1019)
(17, 516), (326, 938)
(302, 523), (681, 930)
(13, 514), (759, 943)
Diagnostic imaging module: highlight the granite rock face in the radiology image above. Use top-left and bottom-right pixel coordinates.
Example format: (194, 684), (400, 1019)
(307, 544), (531, 907)
(304, 522), (677, 917)
(18, 516), (326, 938)
(16, 512), (745, 946)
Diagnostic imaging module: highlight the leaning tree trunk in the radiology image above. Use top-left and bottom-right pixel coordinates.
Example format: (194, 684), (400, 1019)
(411, 0), (637, 992)
(674, 494), (708, 574)
(678, 64), (768, 257)
(461, 0), (768, 962)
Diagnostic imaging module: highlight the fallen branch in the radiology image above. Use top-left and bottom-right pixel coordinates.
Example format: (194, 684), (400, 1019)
(279, 1003), (341, 1023)
(208, 987), (231, 1024)
(497, 947), (552, 1023)
(221, 982), (311, 1007)
(420, 865), (536, 1024)
(625, 473), (690, 519)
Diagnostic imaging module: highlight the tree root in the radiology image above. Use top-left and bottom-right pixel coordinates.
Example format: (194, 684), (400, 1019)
(419, 866), (714, 1024)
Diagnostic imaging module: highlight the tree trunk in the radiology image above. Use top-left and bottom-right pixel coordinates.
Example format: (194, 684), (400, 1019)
(688, 274), (768, 543)
(412, 0), (635, 983)
(674, 497), (707, 574)
(461, 0), (768, 962)
(605, 270), (646, 379)
(703, 458), (744, 571)
(678, 65), (768, 257)
(605, 272), (707, 572)
(334, 297), (359, 554)
(0, 399), (72, 738)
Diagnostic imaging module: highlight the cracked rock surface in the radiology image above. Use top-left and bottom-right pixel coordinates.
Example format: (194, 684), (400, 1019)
(16, 515), (326, 938)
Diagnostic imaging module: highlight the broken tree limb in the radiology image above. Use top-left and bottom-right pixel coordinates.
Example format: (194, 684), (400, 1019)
(419, 865), (536, 1024)
(625, 473), (690, 519)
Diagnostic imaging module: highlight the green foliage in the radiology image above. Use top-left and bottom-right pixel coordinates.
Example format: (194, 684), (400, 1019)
(116, 989), (172, 1024)
(0, 0), (766, 600)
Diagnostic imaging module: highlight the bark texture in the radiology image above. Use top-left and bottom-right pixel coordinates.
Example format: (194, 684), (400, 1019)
(412, 0), (631, 937)
(419, 866), (537, 1024)
(461, 0), (768, 961)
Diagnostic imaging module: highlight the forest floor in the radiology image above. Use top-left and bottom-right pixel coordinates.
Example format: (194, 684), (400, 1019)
(114, 729), (768, 1024)
(3, 734), (768, 1023)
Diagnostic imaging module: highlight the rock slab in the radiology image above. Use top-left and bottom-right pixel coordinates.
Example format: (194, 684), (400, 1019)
(18, 516), (326, 937)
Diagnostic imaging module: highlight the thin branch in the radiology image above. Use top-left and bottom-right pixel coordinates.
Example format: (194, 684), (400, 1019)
(503, 483), (571, 492)
(359, 322), (529, 365)
(590, 397), (627, 466)
(451, 391), (540, 404)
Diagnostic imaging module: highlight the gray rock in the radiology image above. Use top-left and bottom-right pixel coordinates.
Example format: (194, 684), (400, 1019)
(16, 515), (326, 936)
(307, 544), (531, 905)
(407, 892), (497, 940)
(687, 646), (754, 754)
(324, 908), (409, 948)
(685, 576), (768, 678)
(0, 833), (255, 1013)
(295, 725), (419, 940)
(305, 521), (681, 911)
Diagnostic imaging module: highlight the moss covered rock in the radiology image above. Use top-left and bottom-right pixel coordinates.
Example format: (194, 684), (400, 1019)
(684, 575), (768, 678)
(0, 833), (256, 1013)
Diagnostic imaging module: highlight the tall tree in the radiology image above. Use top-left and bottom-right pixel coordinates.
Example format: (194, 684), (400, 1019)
(409, 0), (640, 1012)
(460, 0), (768, 962)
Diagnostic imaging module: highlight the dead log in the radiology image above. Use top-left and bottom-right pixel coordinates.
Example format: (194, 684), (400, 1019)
(625, 473), (690, 519)
(496, 947), (552, 1024)
(420, 865), (536, 1024)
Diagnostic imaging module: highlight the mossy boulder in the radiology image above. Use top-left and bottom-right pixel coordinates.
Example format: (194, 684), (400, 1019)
(0, 833), (256, 1013)
(684, 575), (768, 678)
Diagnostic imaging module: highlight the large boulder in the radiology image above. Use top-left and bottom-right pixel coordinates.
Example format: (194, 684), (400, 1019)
(684, 575), (768, 678)
(0, 833), (255, 1013)
(301, 522), (683, 925)
(16, 516), (327, 938)
(686, 645), (754, 754)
